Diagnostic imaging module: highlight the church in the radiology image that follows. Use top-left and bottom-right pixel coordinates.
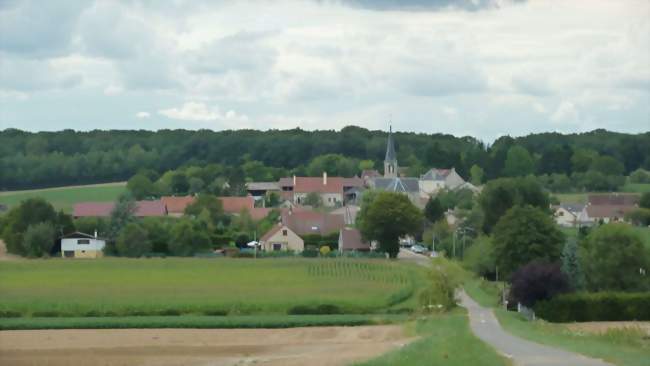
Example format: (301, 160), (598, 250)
(365, 126), (476, 207)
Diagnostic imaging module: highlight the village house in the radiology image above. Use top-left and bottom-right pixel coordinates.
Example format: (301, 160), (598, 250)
(338, 227), (370, 252)
(553, 203), (586, 227)
(259, 224), (304, 252)
(419, 168), (467, 195)
(576, 193), (640, 225)
(60, 231), (106, 258)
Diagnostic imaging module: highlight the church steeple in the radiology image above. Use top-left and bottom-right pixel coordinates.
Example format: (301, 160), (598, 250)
(384, 125), (398, 178)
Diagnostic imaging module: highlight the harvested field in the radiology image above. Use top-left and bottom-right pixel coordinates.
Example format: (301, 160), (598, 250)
(0, 325), (415, 366)
(565, 322), (650, 335)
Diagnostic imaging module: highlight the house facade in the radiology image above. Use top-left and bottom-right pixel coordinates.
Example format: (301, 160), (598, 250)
(338, 227), (370, 252)
(61, 232), (106, 258)
(553, 203), (585, 227)
(259, 224), (304, 252)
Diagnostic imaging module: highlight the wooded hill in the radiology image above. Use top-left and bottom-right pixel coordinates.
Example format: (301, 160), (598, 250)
(1, 127), (648, 190)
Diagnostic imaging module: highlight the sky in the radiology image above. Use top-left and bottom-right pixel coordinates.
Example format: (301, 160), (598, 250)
(0, 0), (648, 141)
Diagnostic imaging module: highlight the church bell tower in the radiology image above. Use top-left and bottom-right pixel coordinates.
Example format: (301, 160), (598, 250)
(384, 126), (398, 178)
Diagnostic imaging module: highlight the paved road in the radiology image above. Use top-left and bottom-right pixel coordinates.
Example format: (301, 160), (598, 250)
(459, 291), (613, 366)
(398, 249), (613, 366)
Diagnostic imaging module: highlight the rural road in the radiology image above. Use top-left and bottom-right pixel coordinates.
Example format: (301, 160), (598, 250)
(459, 291), (613, 366)
(398, 249), (613, 366)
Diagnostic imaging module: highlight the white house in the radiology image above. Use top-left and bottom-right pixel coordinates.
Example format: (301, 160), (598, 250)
(61, 231), (106, 258)
(419, 168), (467, 196)
(553, 203), (585, 227)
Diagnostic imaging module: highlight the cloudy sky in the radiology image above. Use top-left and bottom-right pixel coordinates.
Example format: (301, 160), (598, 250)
(0, 0), (648, 140)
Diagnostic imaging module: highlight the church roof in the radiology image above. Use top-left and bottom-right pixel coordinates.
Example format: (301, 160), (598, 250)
(385, 126), (397, 162)
(373, 177), (419, 193)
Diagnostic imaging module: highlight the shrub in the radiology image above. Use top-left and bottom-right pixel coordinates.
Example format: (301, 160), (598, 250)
(624, 208), (650, 226)
(535, 292), (650, 322)
(21, 222), (55, 258)
(418, 259), (461, 312)
(301, 248), (319, 257)
(509, 260), (569, 307)
(0, 310), (22, 318)
(581, 223), (649, 292)
(462, 236), (496, 277)
(319, 246), (331, 256)
(116, 223), (152, 257)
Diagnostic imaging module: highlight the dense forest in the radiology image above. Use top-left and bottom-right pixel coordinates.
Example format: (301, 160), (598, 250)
(1, 127), (649, 191)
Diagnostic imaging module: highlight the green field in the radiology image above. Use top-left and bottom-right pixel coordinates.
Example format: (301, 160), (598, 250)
(0, 258), (424, 317)
(0, 182), (126, 213)
(356, 309), (511, 366)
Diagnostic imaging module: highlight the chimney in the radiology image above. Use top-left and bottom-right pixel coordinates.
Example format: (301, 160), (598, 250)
(323, 171), (327, 185)
(293, 175), (296, 186)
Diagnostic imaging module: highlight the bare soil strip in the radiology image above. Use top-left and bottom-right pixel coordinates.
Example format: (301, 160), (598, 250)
(564, 321), (650, 335)
(0, 325), (415, 366)
(0, 239), (21, 261)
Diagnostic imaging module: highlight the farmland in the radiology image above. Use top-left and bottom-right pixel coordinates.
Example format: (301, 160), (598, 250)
(0, 182), (125, 213)
(0, 258), (425, 318)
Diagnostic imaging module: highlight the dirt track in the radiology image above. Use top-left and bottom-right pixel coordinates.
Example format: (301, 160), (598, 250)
(0, 325), (414, 366)
(0, 239), (20, 261)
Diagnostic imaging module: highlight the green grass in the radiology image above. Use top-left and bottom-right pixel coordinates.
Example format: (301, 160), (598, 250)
(0, 182), (126, 213)
(464, 275), (650, 366)
(0, 257), (424, 317)
(622, 183), (650, 193)
(355, 309), (511, 366)
(0, 314), (407, 330)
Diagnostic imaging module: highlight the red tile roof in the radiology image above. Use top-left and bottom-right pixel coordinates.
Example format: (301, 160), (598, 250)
(281, 210), (345, 236)
(293, 177), (344, 194)
(219, 196), (255, 214)
(339, 227), (370, 251)
(73, 201), (167, 218)
(586, 204), (635, 219)
(73, 202), (114, 217)
(161, 196), (195, 214)
(588, 194), (640, 206)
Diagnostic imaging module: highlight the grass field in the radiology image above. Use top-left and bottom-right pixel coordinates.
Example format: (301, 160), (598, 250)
(356, 309), (512, 366)
(465, 277), (650, 366)
(0, 182), (126, 213)
(0, 258), (425, 317)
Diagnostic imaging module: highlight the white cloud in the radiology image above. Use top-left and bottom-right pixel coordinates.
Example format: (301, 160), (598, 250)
(551, 101), (579, 123)
(158, 102), (249, 127)
(135, 111), (151, 119)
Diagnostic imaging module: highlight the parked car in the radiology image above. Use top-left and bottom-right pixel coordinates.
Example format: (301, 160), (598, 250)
(410, 244), (427, 254)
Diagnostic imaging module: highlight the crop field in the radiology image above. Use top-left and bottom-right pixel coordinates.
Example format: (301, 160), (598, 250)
(0, 182), (126, 213)
(0, 258), (424, 318)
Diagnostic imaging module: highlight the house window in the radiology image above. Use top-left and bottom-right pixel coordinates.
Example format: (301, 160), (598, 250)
(558, 211), (564, 216)
(282, 229), (288, 236)
(77, 239), (90, 245)
(272, 243), (282, 251)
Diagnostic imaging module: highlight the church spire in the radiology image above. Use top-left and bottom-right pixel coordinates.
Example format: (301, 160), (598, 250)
(384, 125), (398, 178)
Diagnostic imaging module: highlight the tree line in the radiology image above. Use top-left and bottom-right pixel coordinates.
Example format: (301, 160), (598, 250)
(1, 127), (648, 190)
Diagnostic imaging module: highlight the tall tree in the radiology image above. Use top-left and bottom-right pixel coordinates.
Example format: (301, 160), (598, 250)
(424, 196), (444, 223)
(492, 205), (565, 276)
(358, 192), (423, 258)
(561, 238), (585, 290)
(503, 145), (535, 177)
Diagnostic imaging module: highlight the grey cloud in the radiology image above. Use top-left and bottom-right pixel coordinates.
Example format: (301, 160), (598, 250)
(0, 1), (88, 57)
(0, 58), (83, 91)
(77, 2), (156, 60)
(397, 59), (487, 96)
(188, 31), (278, 75)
